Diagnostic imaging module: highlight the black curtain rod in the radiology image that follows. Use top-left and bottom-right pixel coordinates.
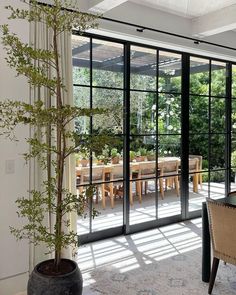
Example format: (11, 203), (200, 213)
(36, 1), (236, 52)
(100, 16), (236, 52)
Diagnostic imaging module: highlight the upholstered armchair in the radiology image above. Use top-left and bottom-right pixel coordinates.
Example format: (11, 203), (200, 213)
(206, 198), (236, 294)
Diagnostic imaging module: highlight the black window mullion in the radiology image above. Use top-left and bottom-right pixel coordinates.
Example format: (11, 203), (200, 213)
(155, 49), (159, 220)
(89, 37), (93, 233)
(226, 62), (232, 194)
(208, 60), (212, 197)
(181, 53), (190, 219)
(124, 42), (130, 234)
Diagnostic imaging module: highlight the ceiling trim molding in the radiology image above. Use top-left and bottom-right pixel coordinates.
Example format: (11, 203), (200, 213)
(192, 4), (236, 37)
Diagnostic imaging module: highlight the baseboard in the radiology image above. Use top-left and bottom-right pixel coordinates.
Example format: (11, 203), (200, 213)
(0, 272), (28, 295)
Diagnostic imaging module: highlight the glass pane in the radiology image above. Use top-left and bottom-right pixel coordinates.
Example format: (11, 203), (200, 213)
(211, 98), (225, 133)
(130, 46), (156, 91)
(188, 156), (207, 212)
(130, 91), (156, 134)
(92, 180), (124, 232)
(231, 133), (236, 175)
(158, 94), (181, 134)
(72, 35), (90, 85)
(77, 184), (90, 235)
(209, 172), (226, 199)
(129, 179), (156, 225)
(130, 136), (156, 163)
(159, 51), (182, 93)
(231, 169), (236, 189)
(92, 39), (124, 88)
(92, 89), (123, 134)
(93, 137), (123, 167)
(210, 135), (226, 169)
(130, 136), (156, 225)
(189, 134), (209, 172)
(232, 65), (236, 98)
(211, 61), (226, 97)
(232, 99), (236, 131)
(91, 139), (124, 232)
(74, 86), (90, 134)
(190, 57), (209, 95)
(158, 174), (181, 218)
(158, 135), (181, 158)
(189, 96), (209, 134)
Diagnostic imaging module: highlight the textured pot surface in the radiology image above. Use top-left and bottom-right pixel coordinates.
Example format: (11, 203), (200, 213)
(27, 259), (83, 295)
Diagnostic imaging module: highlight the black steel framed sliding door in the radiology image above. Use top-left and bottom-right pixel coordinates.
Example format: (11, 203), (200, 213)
(72, 31), (233, 243)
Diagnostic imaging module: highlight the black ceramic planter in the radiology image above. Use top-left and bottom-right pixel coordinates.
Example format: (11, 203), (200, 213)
(27, 259), (83, 295)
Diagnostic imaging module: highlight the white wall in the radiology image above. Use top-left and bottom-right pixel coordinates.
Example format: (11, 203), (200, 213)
(0, 1), (29, 294)
(0, 1), (235, 294)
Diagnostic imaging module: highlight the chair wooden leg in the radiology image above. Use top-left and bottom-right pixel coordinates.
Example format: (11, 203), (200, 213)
(110, 182), (114, 209)
(101, 184), (106, 209)
(159, 178), (164, 199)
(129, 181), (133, 205)
(137, 180), (142, 203)
(199, 172), (202, 189)
(145, 181), (148, 195)
(95, 187), (99, 204)
(174, 176), (180, 197)
(193, 174), (198, 193)
(208, 257), (219, 294)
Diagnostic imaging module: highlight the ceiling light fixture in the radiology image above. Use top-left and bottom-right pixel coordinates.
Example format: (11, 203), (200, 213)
(136, 27), (144, 33)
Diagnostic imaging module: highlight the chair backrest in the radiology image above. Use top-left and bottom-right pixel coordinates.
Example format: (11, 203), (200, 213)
(188, 158), (199, 174)
(189, 154), (202, 170)
(207, 198), (236, 264)
(139, 162), (156, 177)
(110, 165), (123, 181)
(81, 166), (105, 184)
(160, 160), (179, 176)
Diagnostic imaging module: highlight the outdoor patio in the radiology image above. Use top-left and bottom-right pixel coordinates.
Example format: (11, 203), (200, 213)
(77, 181), (236, 235)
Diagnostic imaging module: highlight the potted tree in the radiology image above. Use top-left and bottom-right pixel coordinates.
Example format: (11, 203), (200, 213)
(0, 1), (103, 294)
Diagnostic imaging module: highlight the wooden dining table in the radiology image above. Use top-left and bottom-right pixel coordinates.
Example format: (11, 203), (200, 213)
(75, 156), (200, 208)
(202, 195), (236, 282)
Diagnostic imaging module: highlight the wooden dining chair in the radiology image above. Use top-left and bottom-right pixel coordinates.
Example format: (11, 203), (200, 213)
(139, 161), (156, 198)
(77, 166), (106, 208)
(104, 164), (123, 209)
(189, 155), (202, 188)
(103, 164), (142, 207)
(159, 160), (180, 199)
(206, 198), (236, 294)
(188, 158), (199, 193)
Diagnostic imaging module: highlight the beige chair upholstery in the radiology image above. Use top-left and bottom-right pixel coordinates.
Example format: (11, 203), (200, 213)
(206, 198), (236, 294)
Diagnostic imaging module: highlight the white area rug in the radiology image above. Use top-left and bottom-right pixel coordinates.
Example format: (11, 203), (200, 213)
(79, 219), (236, 295)
(82, 248), (236, 295)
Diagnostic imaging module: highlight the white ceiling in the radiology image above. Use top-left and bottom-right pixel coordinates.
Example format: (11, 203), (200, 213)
(129, 0), (236, 18)
(82, 0), (236, 38)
